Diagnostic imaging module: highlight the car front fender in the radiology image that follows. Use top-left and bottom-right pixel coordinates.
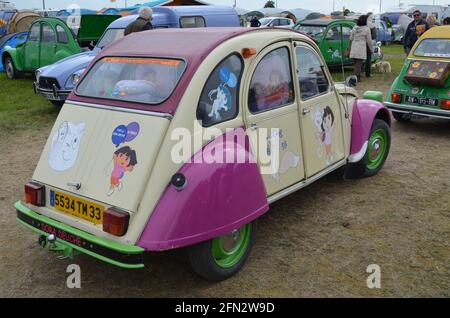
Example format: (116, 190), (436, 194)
(137, 127), (269, 251)
(348, 99), (391, 163)
(2, 47), (23, 71)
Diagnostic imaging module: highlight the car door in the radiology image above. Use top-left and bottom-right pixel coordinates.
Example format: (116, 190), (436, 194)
(39, 22), (57, 67)
(244, 42), (305, 196)
(54, 23), (74, 56)
(321, 24), (342, 64)
(294, 43), (345, 177)
(341, 24), (353, 64)
(23, 22), (40, 71)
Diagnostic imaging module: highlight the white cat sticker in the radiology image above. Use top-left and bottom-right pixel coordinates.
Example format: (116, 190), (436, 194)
(49, 121), (85, 171)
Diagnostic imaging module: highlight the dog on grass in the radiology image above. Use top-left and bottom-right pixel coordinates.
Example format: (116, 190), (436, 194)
(372, 61), (392, 73)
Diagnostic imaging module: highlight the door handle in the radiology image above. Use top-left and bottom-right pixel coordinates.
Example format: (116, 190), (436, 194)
(302, 108), (311, 115)
(250, 123), (258, 131)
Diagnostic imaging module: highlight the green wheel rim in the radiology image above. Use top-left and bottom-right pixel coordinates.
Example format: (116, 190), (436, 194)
(212, 224), (251, 269)
(367, 128), (388, 170)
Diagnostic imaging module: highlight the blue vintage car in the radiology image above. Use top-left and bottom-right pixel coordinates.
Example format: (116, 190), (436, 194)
(35, 5), (240, 106)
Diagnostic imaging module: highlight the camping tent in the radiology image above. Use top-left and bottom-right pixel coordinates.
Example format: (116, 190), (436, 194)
(0, 9), (39, 37)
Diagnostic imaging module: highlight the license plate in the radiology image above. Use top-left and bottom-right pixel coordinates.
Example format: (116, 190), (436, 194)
(50, 190), (103, 224)
(406, 96), (438, 106)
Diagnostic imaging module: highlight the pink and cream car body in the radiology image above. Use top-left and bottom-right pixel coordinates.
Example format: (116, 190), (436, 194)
(16, 28), (391, 281)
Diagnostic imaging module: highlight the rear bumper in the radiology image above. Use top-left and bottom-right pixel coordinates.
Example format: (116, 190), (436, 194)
(34, 81), (71, 101)
(15, 201), (144, 269)
(385, 101), (450, 120)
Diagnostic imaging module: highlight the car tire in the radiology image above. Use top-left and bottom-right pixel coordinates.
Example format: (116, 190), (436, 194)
(188, 221), (257, 281)
(345, 119), (391, 179)
(392, 111), (411, 122)
(4, 56), (22, 79)
(50, 100), (64, 107)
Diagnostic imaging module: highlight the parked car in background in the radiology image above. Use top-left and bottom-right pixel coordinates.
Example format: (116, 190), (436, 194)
(16, 27), (391, 281)
(294, 19), (356, 66)
(1, 15), (120, 79)
(295, 19), (383, 66)
(385, 26), (450, 121)
(259, 17), (295, 28)
(34, 6), (241, 107)
(0, 31), (27, 72)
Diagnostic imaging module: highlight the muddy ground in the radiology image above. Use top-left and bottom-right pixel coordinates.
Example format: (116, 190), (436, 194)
(0, 72), (449, 297)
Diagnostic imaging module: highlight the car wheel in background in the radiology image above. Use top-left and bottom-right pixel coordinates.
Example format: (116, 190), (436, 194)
(4, 56), (22, 79)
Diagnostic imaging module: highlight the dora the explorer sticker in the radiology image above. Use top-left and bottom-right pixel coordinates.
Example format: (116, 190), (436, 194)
(106, 122), (140, 196)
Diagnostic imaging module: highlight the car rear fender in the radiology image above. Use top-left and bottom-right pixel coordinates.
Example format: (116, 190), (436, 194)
(348, 99), (391, 163)
(2, 48), (23, 71)
(137, 127), (269, 251)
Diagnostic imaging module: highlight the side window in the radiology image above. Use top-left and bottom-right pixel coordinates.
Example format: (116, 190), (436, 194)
(28, 23), (40, 42)
(180, 16), (206, 28)
(248, 47), (295, 113)
(326, 26), (340, 40)
(280, 19), (289, 26)
(41, 23), (56, 43)
(342, 26), (352, 40)
(271, 19), (280, 26)
(196, 54), (243, 127)
(56, 25), (68, 43)
(296, 46), (329, 100)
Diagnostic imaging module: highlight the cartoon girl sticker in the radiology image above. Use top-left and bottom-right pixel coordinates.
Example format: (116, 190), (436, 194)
(107, 146), (138, 196)
(320, 106), (335, 165)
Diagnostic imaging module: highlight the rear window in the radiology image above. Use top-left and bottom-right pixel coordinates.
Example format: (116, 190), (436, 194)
(414, 39), (450, 58)
(76, 57), (186, 104)
(295, 25), (327, 39)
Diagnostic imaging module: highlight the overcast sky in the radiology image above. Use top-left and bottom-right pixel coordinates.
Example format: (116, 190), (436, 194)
(10, 0), (450, 13)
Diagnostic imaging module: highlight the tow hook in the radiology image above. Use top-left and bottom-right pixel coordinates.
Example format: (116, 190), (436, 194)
(37, 234), (74, 260)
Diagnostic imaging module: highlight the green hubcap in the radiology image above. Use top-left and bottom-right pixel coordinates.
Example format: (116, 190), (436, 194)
(367, 129), (387, 170)
(212, 224), (251, 269)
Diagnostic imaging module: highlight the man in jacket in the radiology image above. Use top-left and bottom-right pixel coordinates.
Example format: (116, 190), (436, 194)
(403, 10), (428, 54)
(124, 6), (154, 36)
(250, 16), (261, 27)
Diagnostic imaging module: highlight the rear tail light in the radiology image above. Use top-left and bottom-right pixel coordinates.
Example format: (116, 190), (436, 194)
(440, 100), (450, 110)
(24, 181), (46, 206)
(103, 207), (130, 236)
(391, 92), (402, 103)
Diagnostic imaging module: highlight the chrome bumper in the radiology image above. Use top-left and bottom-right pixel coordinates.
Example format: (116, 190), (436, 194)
(34, 81), (71, 101)
(385, 101), (450, 120)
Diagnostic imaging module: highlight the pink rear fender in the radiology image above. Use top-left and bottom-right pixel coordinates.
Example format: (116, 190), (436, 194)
(137, 127), (269, 251)
(350, 99), (391, 157)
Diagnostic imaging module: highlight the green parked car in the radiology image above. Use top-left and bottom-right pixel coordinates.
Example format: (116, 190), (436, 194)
(2, 15), (120, 79)
(385, 26), (450, 122)
(294, 18), (383, 66)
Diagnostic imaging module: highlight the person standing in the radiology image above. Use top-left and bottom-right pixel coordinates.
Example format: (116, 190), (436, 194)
(124, 6), (154, 36)
(403, 10), (428, 54)
(426, 15), (438, 28)
(250, 16), (261, 27)
(365, 12), (377, 78)
(349, 15), (373, 82)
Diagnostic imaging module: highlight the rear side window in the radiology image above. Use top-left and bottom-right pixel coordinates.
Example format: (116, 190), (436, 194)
(28, 23), (40, 41)
(76, 57), (186, 105)
(414, 39), (450, 58)
(41, 23), (56, 43)
(180, 16), (206, 28)
(248, 47), (295, 113)
(296, 46), (329, 100)
(56, 25), (68, 43)
(196, 54), (243, 127)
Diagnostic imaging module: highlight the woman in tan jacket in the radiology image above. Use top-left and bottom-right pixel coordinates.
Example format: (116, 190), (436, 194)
(349, 15), (373, 81)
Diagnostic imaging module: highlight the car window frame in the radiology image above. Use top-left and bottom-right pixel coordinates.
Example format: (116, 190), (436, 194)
(55, 24), (68, 44)
(295, 44), (331, 101)
(196, 52), (244, 128)
(179, 16), (206, 28)
(27, 22), (41, 42)
(247, 45), (296, 115)
(41, 22), (56, 43)
(74, 55), (188, 106)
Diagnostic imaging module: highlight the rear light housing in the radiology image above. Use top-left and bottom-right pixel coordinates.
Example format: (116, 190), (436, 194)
(440, 100), (450, 110)
(391, 92), (402, 103)
(103, 207), (130, 236)
(24, 181), (46, 206)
